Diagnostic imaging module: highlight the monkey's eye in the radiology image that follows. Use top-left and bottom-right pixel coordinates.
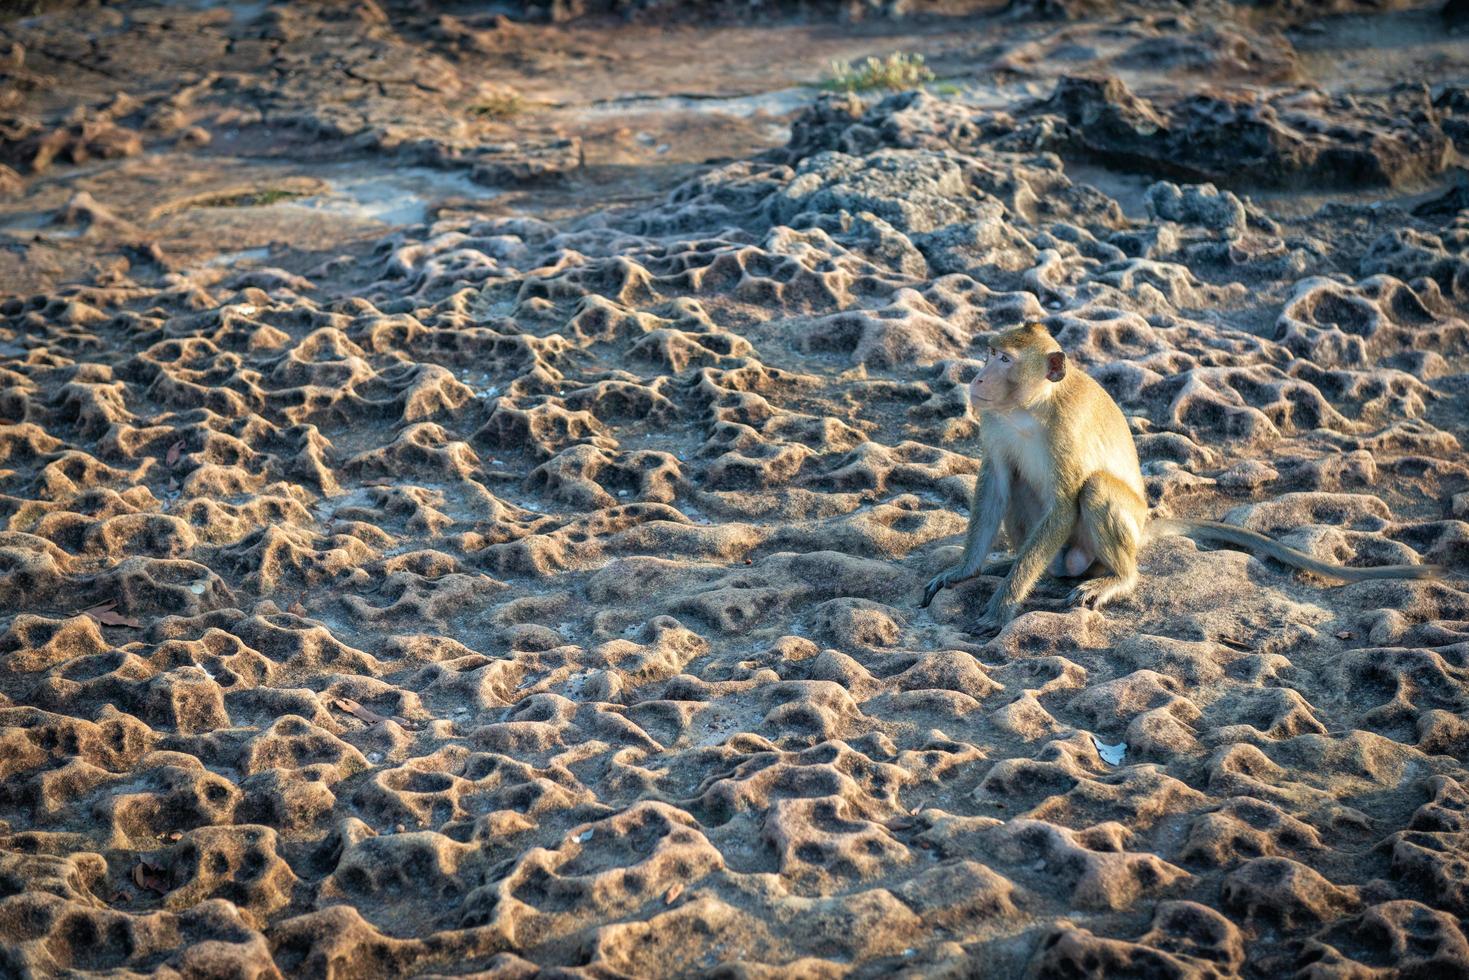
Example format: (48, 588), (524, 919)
(999, 353), (1011, 363)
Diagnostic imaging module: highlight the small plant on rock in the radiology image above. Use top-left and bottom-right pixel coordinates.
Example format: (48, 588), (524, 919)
(824, 52), (935, 93)
(470, 86), (525, 119)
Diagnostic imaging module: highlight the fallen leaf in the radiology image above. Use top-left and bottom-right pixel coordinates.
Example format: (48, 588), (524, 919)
(287, 599), (307, 617)
(81, 601), (143, 629)
(331, 697), (419, 730)
(664, 883), (683, 904)
(333, 697), (389, 725)
(132, 860), (169, 895)
(1336, 630), (1353, 640)
(1216, 635), (1253, 652)
(165, 439), (184, 467)
(189, 579), (208, 595)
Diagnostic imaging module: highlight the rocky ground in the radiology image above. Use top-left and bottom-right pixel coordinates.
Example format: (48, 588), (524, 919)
(2, 1), (1469, 977)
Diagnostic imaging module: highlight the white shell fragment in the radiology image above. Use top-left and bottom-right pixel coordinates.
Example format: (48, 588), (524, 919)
(1092, 735), (1127, 766)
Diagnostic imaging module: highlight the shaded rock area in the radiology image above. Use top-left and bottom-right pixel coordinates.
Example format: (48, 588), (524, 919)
(786, 77), (1460, 189)
(1, 0), (1468, 977)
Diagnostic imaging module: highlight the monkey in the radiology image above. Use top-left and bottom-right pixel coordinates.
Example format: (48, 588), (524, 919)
(920, 321), (1442, 633)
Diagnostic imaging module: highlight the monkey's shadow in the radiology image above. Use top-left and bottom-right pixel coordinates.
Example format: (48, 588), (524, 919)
(942, 541), (1369, 640)
(939, 565), (1095, 635)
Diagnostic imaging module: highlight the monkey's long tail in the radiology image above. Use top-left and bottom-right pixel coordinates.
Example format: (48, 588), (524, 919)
(1149, 518), (1443, 583)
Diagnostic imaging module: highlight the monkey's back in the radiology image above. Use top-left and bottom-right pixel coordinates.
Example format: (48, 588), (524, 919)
(1055, 368), (1146, 501)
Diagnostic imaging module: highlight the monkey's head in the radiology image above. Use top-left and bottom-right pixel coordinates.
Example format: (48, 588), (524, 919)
(970, 322), (1066, 411)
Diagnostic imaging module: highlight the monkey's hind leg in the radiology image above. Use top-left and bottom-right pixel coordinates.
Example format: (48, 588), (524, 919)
(1067, 473), (1144, 611)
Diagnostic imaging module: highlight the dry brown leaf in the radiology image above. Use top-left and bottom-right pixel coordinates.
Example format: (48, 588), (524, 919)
(165, 439), (184, 467)
(333, 697), (388, 725)
(1336, 630), (1353, 640)
(132, 860), (169, 895)
(92, 608), (144, 628)
(81, 601), (143, 629)
(664, 883), (683, 904)
(331, 697), (420, 730)
(288, 599), (307, 617)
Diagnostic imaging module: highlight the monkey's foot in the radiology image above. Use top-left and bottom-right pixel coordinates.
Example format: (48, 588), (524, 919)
(921, 569), (967, 608)
(1067, 576), (1135, 611)
(973, 599), (1018, 635)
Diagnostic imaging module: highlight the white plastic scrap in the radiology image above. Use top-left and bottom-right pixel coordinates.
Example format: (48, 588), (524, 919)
(1092, 735), (1127, 766)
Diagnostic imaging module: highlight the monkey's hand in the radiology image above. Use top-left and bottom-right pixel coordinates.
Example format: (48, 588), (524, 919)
(920, 568), (965, 609)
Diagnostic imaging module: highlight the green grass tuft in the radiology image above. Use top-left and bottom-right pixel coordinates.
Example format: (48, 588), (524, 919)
(469, 87), (526, 119)
(198, 188), (306, 208)
(824, 52), (935, 94)
(245, 188), (303, 206)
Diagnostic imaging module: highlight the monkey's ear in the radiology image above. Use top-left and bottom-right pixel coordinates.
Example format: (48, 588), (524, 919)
(1046, 351), (1066, 383)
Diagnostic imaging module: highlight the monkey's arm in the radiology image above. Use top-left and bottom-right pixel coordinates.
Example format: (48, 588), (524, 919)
(921, 460), (1010, 608)
(981, 500), (1077, 628)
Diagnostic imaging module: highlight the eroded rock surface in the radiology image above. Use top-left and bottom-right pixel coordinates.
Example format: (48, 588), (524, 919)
(1, 0), (1468, 977)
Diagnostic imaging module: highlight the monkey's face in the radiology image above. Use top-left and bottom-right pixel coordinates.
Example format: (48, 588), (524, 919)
(970, 331), (1067, 412)
(970, 344), (1025, 409)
